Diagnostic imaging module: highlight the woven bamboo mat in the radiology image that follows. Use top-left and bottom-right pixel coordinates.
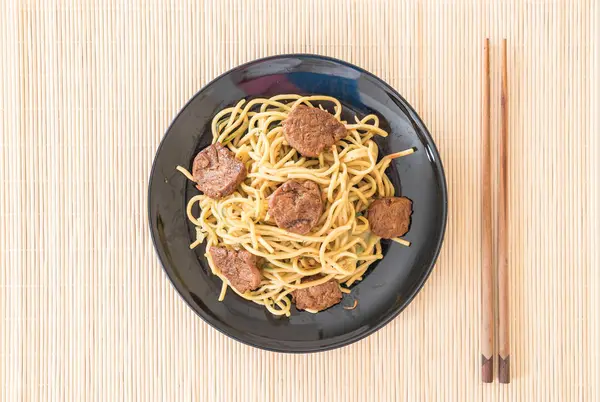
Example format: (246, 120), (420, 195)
(1, 1), (599, 401)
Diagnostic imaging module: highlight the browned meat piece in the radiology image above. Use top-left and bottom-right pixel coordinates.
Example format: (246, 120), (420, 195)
(282, 105), (348, 157)
(209, 247), (263, 293)
(367, 197), (412, 239)
(292, 276), (342, 312)
(268, 180), (323, 234)
(192, 143), (247, 199)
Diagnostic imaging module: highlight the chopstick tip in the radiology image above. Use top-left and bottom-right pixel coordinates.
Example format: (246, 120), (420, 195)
(498, 355), (511, 384)
(481, 355), (493, 383)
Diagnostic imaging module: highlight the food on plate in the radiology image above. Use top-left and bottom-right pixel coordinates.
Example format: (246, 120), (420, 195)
(282, 104), (348, 157)
(176, 95), (415, 316)
(268, 179), (323, 235)
(367, 197), (413, 239)
(209, 246), (263, 293)
(291, 276), (343, 312)
(192, 143), (247, 199)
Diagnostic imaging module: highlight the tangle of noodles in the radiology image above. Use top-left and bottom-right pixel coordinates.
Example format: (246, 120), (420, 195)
(177, 94), (413, 316)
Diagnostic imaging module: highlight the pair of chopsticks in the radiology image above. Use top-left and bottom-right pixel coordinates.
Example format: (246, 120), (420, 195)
(481, 38), (510, 384)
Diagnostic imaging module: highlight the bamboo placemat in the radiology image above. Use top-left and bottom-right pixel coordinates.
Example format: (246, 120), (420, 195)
(1, 1), (599, 401)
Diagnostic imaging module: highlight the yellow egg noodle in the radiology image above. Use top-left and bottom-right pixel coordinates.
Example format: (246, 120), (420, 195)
(177, 94), (413, 316)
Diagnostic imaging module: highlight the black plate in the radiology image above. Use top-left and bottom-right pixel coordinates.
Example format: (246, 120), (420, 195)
(148, 54), (447, 353)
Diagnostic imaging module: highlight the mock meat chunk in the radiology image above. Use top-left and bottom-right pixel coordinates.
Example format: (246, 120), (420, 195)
(367, 197), (412, 239)
(209, 247), (262, 293)
(282, 105), (348, 157)
(292, 276), (343, 312)
(268, 180), (323, 235)
(192, 143), (247, 199)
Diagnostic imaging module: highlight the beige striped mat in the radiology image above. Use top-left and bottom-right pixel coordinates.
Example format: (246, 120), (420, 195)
(1, 1), (598, 400)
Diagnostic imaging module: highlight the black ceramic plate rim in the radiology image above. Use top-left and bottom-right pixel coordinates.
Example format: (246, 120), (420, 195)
(148, 53), (448, 353)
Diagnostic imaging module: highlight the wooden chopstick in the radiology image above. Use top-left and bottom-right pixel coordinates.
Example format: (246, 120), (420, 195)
(497, 38), (511, 384)
(480, 38), (494, 383)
